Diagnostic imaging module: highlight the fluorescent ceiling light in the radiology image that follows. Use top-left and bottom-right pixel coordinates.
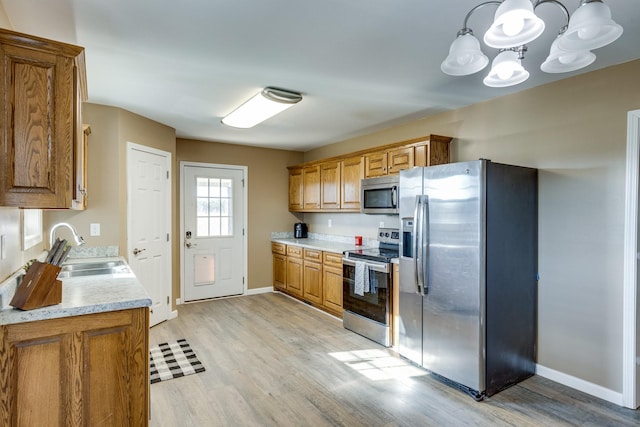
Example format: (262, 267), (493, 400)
(222, 87), (302, 129)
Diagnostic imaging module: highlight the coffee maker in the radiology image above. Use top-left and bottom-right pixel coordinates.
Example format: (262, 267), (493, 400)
(294, 223), (308, 238)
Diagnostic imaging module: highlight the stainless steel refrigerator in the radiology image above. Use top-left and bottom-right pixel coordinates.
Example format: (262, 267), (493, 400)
(398, 159), (537, 399)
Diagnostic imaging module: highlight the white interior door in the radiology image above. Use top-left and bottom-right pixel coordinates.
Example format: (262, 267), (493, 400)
(182, 163), (246, 301)
(127, 143), (171, 327)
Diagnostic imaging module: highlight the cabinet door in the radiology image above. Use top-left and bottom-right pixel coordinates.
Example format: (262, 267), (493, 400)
(364, 151), (388, 178)
(320, 161), (341, 210)
(71, 125), (91, 210)
(273, 253), (287, 291)
(341, 156), (364, 210)
(0, 44), (75, 208)
(303, 165), (321, 210)
(387, 146), (414, 174)
(286, 257), (303, 297)
(323, 264), (343, 315)
(0, 309), (149, 427)
(288, 168), (304, 211)
(303, 260), (323, 305)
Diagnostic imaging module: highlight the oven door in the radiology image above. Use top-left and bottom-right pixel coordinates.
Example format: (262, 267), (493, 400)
(342, 258), (390, 325)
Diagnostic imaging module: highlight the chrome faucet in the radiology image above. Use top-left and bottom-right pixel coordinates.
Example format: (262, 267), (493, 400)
(49, 222), (86, 248)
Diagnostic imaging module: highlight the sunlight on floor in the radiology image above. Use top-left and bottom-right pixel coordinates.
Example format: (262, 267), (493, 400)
(329, 349), (428, 381)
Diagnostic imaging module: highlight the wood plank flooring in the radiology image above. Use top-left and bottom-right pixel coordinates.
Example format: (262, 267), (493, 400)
(149, 292), (639, 426)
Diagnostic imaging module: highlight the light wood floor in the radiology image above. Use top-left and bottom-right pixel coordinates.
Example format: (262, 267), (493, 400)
(149, 292), (639, 426)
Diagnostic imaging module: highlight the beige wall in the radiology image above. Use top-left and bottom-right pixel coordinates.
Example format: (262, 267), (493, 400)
(44, 103), (177, 302)
(304, 59), (640, 393)
(176, 138), (304, 290)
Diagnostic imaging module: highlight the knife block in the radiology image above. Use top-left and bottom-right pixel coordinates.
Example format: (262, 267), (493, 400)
(10, 261), (62, 310)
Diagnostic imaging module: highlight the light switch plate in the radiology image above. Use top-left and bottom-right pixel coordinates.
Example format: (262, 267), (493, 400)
(90, 223), (101, 236)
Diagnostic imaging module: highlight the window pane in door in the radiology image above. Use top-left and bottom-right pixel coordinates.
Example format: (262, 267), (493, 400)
(196, 175), (233, 237)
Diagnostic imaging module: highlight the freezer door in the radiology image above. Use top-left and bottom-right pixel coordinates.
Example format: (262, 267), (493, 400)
(422, 160), (485, 393)
(398, 167), (424, 365)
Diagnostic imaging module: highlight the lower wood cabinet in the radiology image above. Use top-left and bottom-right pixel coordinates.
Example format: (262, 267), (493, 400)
(0, 308), (149, 426)
(322, 252), (343, 316)
(271, 243), (286, 291)
(272, 243), (344, 316)
(303, 249), (323, 305)
(285, 246), (303, 298)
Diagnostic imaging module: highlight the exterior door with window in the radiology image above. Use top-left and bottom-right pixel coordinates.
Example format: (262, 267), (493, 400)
(182, 164), (245, 301)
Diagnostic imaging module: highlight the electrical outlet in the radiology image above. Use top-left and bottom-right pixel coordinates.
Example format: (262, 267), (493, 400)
(90, 223), (101, 236)
(328, 219), (332, 228)
(379, 221), (385, 228)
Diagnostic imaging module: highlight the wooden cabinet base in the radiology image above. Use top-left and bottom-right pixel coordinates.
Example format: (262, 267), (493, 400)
(0, 308), (149, 426)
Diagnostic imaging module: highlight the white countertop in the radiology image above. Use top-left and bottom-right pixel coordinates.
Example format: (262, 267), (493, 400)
(271, 237), (374, 254)
(0, 257), (151, 326)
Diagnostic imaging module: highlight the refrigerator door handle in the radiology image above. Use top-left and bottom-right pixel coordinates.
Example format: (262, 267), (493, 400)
(413, 195), (423, 295)
(422, 195), (430, 295)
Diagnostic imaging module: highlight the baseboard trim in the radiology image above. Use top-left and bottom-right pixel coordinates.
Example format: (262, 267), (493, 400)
(536, 364), (624, 406)
(168, 310), (178, 320)
(246, 286), (273, 296)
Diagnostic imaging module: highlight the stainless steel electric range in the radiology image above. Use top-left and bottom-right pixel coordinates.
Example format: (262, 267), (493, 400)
(342, 228), (399, 347)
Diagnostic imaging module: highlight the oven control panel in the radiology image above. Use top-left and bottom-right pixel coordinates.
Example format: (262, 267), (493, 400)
(378, 228), (399, 245)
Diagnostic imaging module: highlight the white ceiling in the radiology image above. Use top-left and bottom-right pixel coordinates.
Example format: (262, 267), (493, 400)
(2, 0), (639, 152)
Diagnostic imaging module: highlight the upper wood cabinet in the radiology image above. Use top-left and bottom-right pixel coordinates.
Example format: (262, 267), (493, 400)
(303, 165), (321, 210)
(71, 124), (91, 210)
(340, 155), (364, 211)
(0, 29), (87, 208)
(288, 135), (451, 212)
(288, 167), (303, 211)
(365, 146), (415, 178)
(320, 161), (341, 209)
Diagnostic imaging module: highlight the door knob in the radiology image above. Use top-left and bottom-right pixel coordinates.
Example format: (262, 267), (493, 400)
(133, 248), (146, 256)
(185, 242), (197, 248)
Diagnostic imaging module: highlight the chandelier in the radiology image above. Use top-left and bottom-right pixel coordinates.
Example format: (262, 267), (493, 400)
(440, 0), (623, 87)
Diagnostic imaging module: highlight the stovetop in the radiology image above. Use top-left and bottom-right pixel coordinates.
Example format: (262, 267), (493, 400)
(344, 228), (399, 263)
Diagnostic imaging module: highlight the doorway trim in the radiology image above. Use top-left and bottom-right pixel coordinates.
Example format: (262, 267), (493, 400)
(623, 109), (640, 409)
(179, 161), (248, 303)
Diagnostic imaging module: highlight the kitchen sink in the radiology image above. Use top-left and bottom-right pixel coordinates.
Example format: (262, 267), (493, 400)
(58, 260), (131, 278)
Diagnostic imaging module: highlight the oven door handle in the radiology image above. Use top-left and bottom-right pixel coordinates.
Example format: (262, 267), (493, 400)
(342, 258), (390, 273)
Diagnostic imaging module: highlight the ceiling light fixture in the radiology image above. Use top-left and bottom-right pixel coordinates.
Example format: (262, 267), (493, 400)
(222, 87), (302, 128)
(441, 0), (623, 87)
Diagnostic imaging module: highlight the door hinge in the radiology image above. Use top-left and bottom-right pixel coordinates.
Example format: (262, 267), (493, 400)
(242, 178), (245, 187)
(166, 170), (170, 179)
(243, 277), (245, 285)
(167, 296), (170, 304)
(167, 233), (170, 242)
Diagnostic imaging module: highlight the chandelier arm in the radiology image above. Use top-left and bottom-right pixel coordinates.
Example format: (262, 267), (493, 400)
(460, 1), (503, 34)
(534, 0), (571, 33)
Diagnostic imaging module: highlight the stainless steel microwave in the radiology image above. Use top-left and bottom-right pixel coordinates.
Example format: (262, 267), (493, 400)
(361, 175), (399, 214)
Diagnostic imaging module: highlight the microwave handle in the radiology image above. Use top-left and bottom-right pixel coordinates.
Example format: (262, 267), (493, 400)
(391, 186), (398, 208)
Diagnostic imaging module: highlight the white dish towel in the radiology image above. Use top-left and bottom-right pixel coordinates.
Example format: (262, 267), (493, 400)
(354, 261), (370, 296)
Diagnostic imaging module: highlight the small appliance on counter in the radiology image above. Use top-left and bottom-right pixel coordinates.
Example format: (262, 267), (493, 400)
(294, 222), (308, 238)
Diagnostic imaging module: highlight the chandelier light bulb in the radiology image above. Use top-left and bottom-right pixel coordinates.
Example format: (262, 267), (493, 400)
(483, 0), (545, 48)
(558, 0), (623, 51)
(503, 17), (525, 37)
(441, 32), (489, 76)
(483, 50), (529, 87)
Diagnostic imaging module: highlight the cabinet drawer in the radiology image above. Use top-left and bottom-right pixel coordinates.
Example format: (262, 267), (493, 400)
(287, 245), (303, 258)
(323, 252), (343, 267)
(303, 248), (322, 262)
(271, 242), (286, 255)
